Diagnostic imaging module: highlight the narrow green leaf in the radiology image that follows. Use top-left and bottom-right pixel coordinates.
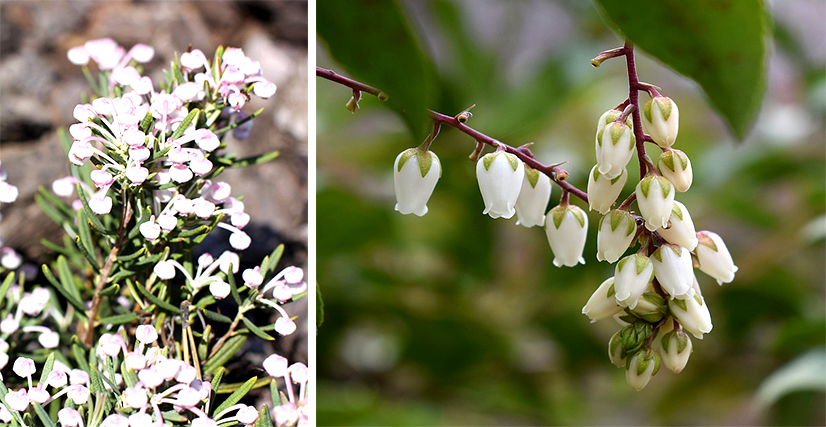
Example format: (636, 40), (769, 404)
(213, 107), (264, 134)
(318, 0), (438, 140)
(39, 353), (55, 385)
(210, 367), (226, 394)
(256, 403), (273, 427)
(177, 225), (211, 239)
(201, 309), (233, 324)
(116, 247), (146, 262)
(73, 344), (90, 372)
(216, 376), (270, 394)
(35, 193), (70, 225)
(89, 365), (105, 395)
(170, 109), (200, 142)
(32, 402), (57, 427)
(226, 150), (280, 168)
(317, 282), (325, 329)
(263, 244), (285, 278)
(594, 0), (769, 139)
(241, 317), (275, 341)
(0, 273), (15, 307)
(107, 269), (135, 284)
(38, 186), (75, 217)
(134, 282), (179, 312)
(121, 361), (138, 388)
(227, 265), (242, 305)
(74, 236), (101, 274)
(98, 312), (138, 325)
(211, 376), (258, 417)
(203, 335), (247, 374)
(42, 264), (86, 315)
(135, 247), (169, 267)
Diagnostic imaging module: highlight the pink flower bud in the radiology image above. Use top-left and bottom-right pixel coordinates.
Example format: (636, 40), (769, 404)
(252, 80), (276, 98)
(157, 214), (177, 232)
(58, 408), (83, 427)
(140, 218), (161, 241)
(174, 82), (200, 102)
(67, 385), (90, 404)
(69, 123), (92, 140)
(132, 76), (154, 95)
(130, 44), (155, 63)
(69, 140), (94, 166)
(123, 386), (148, 409)
(243, 267), (263, 288)
(100, 414), (129, 427)
(67, 47), (89, 65)
(175, 386), (201, 407)
(153, 260), (176, 280)
(126, 165), (149, 184)
(88, 195), (113, 215)
(91, 170), (115, 188)
(52, 177), (76, 197)
(27, 385), (49, 404)
(125, 352), (147, 371)
(98, 333), (126, 357)
(46, 370), (68, 388)
(6, 388), (29, 412)
(69, 370), (89, 386)
(229, 231), (251, 250)
(12, 357), (35, 379)
(194, 129), (220, 152)
(197, 253), (214, 268)
(209, 279), (230, 300)
(169, 164), (194, 183)
(217, 251), (239, 274)
(180, 50), (207, 70)
(237, 405), (260, 425)
(136, 325), (159, 344)
(289, 363), (308, 383)
(137, 367), (163, 388)
(231, 212), (250, 228)
(275, 317), (296, 336)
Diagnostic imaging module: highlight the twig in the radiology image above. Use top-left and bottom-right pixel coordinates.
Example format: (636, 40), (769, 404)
(623, 41), (656, 176)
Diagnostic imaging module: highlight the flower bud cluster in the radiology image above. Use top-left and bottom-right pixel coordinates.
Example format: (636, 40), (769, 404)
(580, 95), (737, 390)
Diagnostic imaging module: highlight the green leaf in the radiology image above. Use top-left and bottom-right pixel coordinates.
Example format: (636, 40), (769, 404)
(73, 236), (101, 274)
(225, 150), (280, 168)
(32, 402), (57, 427)
(0, 273), (15, 307)
(75, 184), (112, 235)
(216, 376), (270, 394)
(241, 317), (276, 341)
(227, 265), (242, 306)
(317, 282), (325, 329)
(134, 282), (179, 312)
(42, 264), (86, 315)
(39, 353), (55, 385)
(98, 312), (138, 325)
(256, 405), (274, 427)
(594, 0), (769, 139)
(203, 335), (247, 374)
(263, 244), (285, 279)
(72, 343), (90, 372)
(318, 0), (438, 140)
(212, 376), (257, 417)
(170, 109), (200, 142)
(201, 309), (233, 324)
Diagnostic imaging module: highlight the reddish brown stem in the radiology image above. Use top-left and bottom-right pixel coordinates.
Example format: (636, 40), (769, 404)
(316, 67), (382, 97)
(623, 42), (656, 176)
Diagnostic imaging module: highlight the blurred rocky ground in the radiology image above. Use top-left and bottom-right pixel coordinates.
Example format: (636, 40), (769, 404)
(0, 0), (308, 364)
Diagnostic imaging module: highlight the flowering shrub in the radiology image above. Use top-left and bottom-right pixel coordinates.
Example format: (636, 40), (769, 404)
(0, 39), (307, 426)
(318, 42), (739, 391)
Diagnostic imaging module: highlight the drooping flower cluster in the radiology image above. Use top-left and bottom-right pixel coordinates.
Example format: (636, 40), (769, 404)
(386, 48), (737, 391)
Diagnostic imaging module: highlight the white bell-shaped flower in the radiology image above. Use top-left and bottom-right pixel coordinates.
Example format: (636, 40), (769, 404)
(695, 231), (738, 285)
(635, 174), (675, 231)
(596, 210), (637, 263)
(544, 204), (588, 267)
(595, 121), (635, 180)
(659, 330), (692, 373)
(613, 253), (654, 309)
(587, 165), (627, 214)
(608, 331), (626, 368)
(476, 151), (524, 219)
(625, 348), (661, 391)
(658, 201), (698, 250)
(595, 108), (631, 133)
(393, 148), (441, 217)
(514, 165), (551, 227)
(657, 149), (692, 192)
(651, 244), (695, 299)
(582, 277), (624, 323)
(643, 96), (679, 148)
(669, 285), (712, 339)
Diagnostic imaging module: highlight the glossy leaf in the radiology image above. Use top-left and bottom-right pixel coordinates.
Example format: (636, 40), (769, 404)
(318, 0), (438, 140)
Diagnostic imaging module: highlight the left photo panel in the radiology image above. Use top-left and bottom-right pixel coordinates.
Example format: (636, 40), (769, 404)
(0, 1), (309, 426)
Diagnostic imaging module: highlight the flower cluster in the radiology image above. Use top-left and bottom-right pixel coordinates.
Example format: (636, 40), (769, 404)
(0, 39), (306, 426)
(384, 44), (738, 391)
(0, 162), (22, 273)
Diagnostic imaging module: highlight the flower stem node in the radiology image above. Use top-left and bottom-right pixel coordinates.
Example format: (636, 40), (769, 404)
(630, 292), (667, 322)
(658, 201), (699, 250)
(613, 254), (654, 309)
(514, 165), (552, 228)
(643, 96), (679, 148)
(625, 348), (661, 391)
(695, 231), (738, 285)
(635, 174), (675, 231)
(657, 149), (692, 192)
(582, 277), (624, 323)
(587, 166), (627, 215)
(476, 151), (524, 219)
(544, 204), (587, 267)
(651, 244), (696, 299)
(668, 289), (713, 339)
(659, 330), (693, 373)
(595, 121), (635, 180)
(596, 210), (636, 263)
(393, 148), (441, 217)
(608, 331), (627, 368)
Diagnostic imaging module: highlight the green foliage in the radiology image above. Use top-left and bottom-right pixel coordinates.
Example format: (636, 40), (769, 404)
(594, 0), (770, 139)
(318, 0), (438, 140)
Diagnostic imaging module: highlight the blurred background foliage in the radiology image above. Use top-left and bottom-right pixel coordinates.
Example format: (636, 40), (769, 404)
(316, 0), (826, 425)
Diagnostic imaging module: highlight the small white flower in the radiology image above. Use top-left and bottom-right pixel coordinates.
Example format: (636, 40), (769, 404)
(544, 204), (588, 267)
(275, 317), (296, 336)
(657, 149), (692, 192)
(263, 354), (289, 377)
(587, 165), (627, 214)
(393, 148), (441, 217)
(659, 330), (692, 373)
(595, 121), (635, 180)
(669, 291), (713, 339)
(153, 260), (176, 280)
(476, 151), (524, 219)
(695, 231), (738, 285)
(625, 349), (660, 391)
(651, 244), (695, 299)
(635, 174), (675, 231)
(596, 210), (637, 263)
(657, 201), (698, 250)
(613, 254), (654, 309)
(582, 277), (624, 323)
(514, 165), (551, 228)
(643, 96), (679, 148)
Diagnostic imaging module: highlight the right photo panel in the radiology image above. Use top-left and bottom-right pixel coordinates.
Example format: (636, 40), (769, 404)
(315, 0), (826, 425)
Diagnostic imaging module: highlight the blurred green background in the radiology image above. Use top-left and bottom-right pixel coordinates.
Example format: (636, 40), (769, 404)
(316, 1), (826, 425)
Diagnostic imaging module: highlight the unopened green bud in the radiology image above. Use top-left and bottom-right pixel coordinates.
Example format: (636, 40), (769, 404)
(608, 330), (626, 368)
(620, 321), (653, 355)
(630, 292), (667, 323)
